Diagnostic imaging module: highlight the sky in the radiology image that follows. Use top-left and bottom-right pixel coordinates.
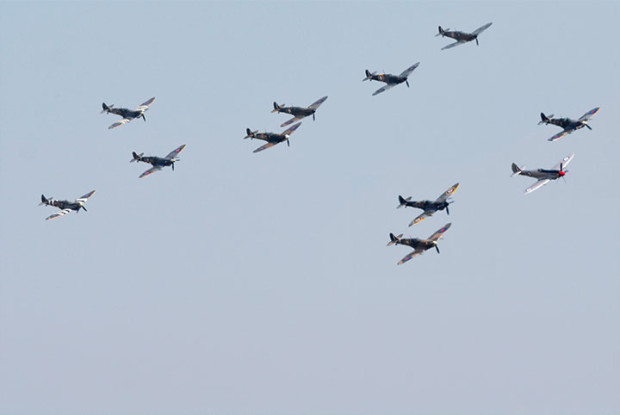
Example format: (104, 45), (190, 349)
(0, 1), (619, 414)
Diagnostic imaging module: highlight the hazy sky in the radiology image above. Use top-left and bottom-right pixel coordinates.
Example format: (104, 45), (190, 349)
(1, 1), (618, 414)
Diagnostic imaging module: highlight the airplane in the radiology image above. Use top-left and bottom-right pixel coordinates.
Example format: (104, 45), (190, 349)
(511, 153), (574, 194)
(244, 122), (302, 153)
(101, 97), (155, 129)
(362, 62), (420, 96)
(539, 107), (600, 142)
(397, 183), (459, 226)
(387, 223), (451, 265)
(39, 190), (95, 220)
(436, 22), (493, 50)
(272, 96), (328, 127)
(130, 144), (186, 178)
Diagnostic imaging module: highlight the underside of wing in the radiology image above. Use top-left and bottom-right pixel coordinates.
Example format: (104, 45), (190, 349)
(109, 118), (130, 129)
(524, 179), (550, 194)
(307, 96), (328, 110)
(398, 249), (424, 265)
(281, 116), (302, 128)
(435, 183), (460, 203)
(46, 209), (71, 220)
(282, 122), (301, 136)
(372, 84), (394, 96)
(578, 107), (600, 122)
(548, 130), (569, 142)
(139, 166), (162, 178)
(551, 153), (575, 171)
(472, 22), (492, 35)
(442, 40), (465, 50)
(165, 144), (186, 159)
(253, 142), (277, 153)
(137, 97), (155, 111)
(428, 223), (451, 242)
(399, 62), (420, 78)
(76, 190), (96, 203)
(409, 211), (433, 226)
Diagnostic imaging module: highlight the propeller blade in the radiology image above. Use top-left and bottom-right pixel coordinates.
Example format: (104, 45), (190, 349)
(172, 163), (175, 171)
(406, 80), (410, 88)
(476, 37), (479, 46)
(435, 244), (440, 254)
(446, 205), (450, 215)
(585, 123), (592, 130)
(287, 138), (290, 147)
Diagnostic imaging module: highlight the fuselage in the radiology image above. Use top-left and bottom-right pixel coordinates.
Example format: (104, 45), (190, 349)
(139, 156), (173, 167)
(46, 199), (82, 212)
(443, 30), (476, 41)
(277, 106), (314, 117)
(548, 117), (581, 131)
(403, 200), (449, 212)
(394, 238), (435, 251)
(520, 169), (564, 180)
(109, 107), (142, 119)
(371, 73), (406, 85)
(253, 132), (286, 144)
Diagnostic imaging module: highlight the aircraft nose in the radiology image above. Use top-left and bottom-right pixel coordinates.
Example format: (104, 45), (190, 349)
(559, 171), (566, 176)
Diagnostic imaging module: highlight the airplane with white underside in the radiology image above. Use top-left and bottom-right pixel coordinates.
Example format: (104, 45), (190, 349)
(539, 107), (600, 142)
(436, 22), (492, 50)
(363, 63), (420, 96)
(272, 96), (328, 127)
(101, 97), (155, 129)
(511, 153), (574, 194)
(387, 223), (451, 265)
(39, 190), (95, 220)
(398, 183), (459, 226)
(131, 144), (186, 178)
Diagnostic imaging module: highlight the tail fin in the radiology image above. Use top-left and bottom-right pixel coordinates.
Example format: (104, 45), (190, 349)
(398, 195), (407, 205)
(539, 112), (550, 124)
(390, 233), (397, 242)
(511, 163), (522, 176)
(387, 233), (403, 246)
(132, 152), (140, 162)
(245, 128), (254, 139)
(273, 102), (280, 111)
(363, 69), (372, 81)
(39, 194), (49, 205)
(438, 26), (444, 35)
(102, 103), (110, 112)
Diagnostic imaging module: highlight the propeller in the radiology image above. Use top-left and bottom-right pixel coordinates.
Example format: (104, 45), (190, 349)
(434, 242), (440, 254)
(584, 122), (592, 130)
(406, 79), (410, 87)
(475, 37), (479, 46)
(286, 135), (290, 147)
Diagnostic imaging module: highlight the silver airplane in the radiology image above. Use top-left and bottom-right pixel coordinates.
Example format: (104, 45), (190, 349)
(363, 63), (420, 96)
(397, 183), (459, 226)
(436, 22), (492, 50)
(39, 190), (95, 220)
(271, 96), (328, 127)
(131, 144), (186, 178)
(101, 97), (155, 129)
(511, 153), (574, 194)
(539, 107), (600, 142)
(387, 223), (451, 265)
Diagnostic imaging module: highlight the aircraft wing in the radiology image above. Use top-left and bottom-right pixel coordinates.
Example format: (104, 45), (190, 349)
(399, 62), (420, 78)
(409, 211), (433, 227)
(109, 118), (131, 129)
(548, 129), (571, 142)
(428, 223), (452, 242)
(139, 166), (162, 178)
(282, 122), (301, 136)
(45, 209), (72, 220)
(165, 144), (186, 160)
(435, 183), (460, 203)
(472, 22), (492, 35)
(253, 142), (277, 153)
(442, 40), (465, 50)
(307, 96), (328, 110)
(137, 97), (155, 111)
(551, 153), (575, 171)
(75, 190), (95, 203)
(398, 249), (424, 265)
(372, 84), (394, 96)
(281, 116), (303, 128)
(578, 107), (600, 122)
(524, 179), (550, 194)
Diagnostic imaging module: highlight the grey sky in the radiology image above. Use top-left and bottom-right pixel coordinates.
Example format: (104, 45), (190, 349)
(1, 1), (618, 414)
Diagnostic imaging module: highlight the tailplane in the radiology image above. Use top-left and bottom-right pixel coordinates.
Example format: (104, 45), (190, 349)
(272, 102), (281, 112)
(39, 194), (50, 206)
(539, 112), (551, 125)
(511, 163), (522, 176)
(101, 102), (112, 114)
(387, 233), (404, 246)
(245, 128), (256, 139)
(131, 152), (143, 163)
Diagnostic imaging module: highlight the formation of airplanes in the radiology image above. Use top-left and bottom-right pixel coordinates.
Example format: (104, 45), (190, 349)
(42, 23), (603, 269)
(131, 144), (186, 178)
(538, 107), (600, 141)
(363, 63), (420, 96)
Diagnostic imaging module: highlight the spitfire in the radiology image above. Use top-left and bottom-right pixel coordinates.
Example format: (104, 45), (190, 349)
(131, 144), (186, 178)
(363, 63), (420, 96)
(436, 22), (493, 50)
(244, 123), (302, 153)
(387, 223), (451, 265)
(539, 107), (600, 142)
(101, 97), (156, 129)
(397, 183), (459, 226)
(39, 190), (95, 220)
(272, 96), (328, 127)
(511, 153), (574, 194)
